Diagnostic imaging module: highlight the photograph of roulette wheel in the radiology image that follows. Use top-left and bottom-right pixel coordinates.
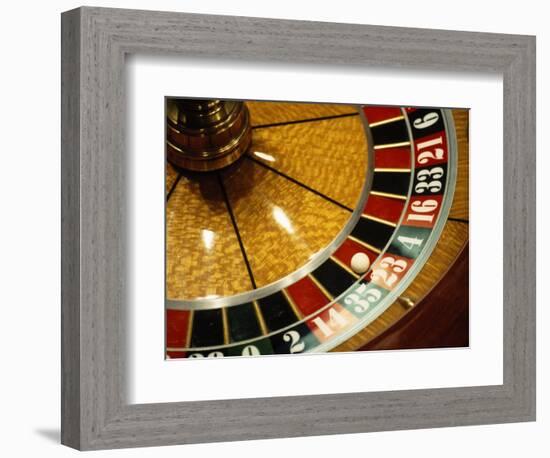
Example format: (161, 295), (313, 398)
(165, 98), (469, 359)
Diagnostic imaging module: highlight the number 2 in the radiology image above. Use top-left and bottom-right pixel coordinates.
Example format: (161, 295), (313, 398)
(371, 256), (408, 288)
(416, 136), (444, 164)
(283, 330), (305, 353)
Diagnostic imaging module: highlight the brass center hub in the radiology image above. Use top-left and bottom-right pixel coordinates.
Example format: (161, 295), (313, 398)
(166, 99), (252, 172)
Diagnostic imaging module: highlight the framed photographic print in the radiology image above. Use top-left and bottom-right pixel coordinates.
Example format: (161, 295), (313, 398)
(61, 6), (536, 450)
(164, 99), (469, 359)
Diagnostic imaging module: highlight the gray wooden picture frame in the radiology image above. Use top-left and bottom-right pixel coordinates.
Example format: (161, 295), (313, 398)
(61, 6), (536, 451)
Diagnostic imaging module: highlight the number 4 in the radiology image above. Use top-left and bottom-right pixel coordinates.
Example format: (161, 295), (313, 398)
(312, 308), (348, 338)
(397, 235), (424, 251)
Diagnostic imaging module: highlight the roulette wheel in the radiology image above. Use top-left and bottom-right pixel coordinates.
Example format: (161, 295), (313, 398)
(165, 99), (469, 358)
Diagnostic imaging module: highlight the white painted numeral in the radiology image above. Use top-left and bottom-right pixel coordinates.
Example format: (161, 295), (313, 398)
(406, 199), (439, 223)
(371, 256), (408, 288)
(241, 345), (260, 356)
(312, 308), (348, 338)
(415, 167), (444, 194)
(416, 136), (444, 164)
(411, 199), (438, 213)
(407, 213), (434, 223)
(397, 235), (424, 251)
(283, 330), (305, 353)
(189, 351), (224, 358)
(344, 283), (382, 313)
(380, 257), (407, 272)
(413, 112), (439, 130)
(417, 167), (444, 181)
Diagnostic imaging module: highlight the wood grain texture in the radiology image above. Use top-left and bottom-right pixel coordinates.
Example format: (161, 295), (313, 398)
(166, 173), (253, 299)
(250, 110), (367, 209)
(333, 220), (469, 352)
(248, 101), (356, 126)
(165, 101), (367, 299)
(61, 8), (81, 449)
(333, 108), (469, 352)
(449, 109), (469, 220)
(165, 163), (178, 194)
(400, 221), (468, 302)
(222, 158), (352, 288)
(363, 242), (469, 350)
(61, 6), (536, 450)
